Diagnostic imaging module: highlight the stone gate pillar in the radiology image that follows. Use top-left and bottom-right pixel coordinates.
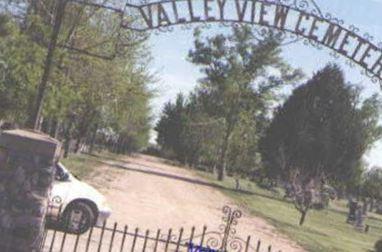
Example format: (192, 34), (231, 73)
(0, 130), (61, 252)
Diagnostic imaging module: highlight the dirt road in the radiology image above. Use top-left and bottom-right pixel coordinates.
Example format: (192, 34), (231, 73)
(83, 154), (305, 252)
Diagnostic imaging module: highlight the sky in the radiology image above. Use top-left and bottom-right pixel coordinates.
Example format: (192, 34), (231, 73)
(146, 0), (382, 167)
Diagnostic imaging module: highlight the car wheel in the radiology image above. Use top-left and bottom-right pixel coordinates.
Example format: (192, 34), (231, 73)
(62, 202), (96, 234)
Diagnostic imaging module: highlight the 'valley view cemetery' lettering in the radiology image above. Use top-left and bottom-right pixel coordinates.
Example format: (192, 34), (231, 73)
(123, 0), (382, 80)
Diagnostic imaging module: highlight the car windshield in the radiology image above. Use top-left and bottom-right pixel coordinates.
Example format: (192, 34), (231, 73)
(55, 163), (70, 182)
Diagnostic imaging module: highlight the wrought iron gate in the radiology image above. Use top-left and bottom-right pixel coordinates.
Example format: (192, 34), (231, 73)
(41, 205), (281, 252)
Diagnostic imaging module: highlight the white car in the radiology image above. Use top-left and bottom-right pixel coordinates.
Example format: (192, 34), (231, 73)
(48, 163), (111, 234)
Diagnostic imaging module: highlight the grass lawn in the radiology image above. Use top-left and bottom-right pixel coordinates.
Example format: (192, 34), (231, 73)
(195, 171), (382, 252)
(60, 150), (126, 180)
(60, 153), (102, 180)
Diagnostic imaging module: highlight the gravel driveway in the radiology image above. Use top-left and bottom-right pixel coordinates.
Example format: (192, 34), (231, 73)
(83, 154), (305, 252)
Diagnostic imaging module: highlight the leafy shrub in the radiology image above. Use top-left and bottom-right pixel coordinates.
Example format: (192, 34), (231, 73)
(143, 146), (161, 157)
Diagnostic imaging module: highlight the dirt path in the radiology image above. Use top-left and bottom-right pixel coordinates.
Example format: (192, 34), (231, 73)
(84, 154), (305, 252)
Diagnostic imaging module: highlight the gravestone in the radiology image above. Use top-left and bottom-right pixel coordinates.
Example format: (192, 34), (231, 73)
(0, 130), (61, 252)
(355, 205), (366, 230)
(347, 200), (358, 224)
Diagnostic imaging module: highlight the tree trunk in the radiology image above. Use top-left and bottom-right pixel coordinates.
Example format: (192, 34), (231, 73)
(27, 0), (67, 129)
(49, 118), (59, 138)
(212, 163), (216, 174)
(299, 210), (307, 226)
(89, 124), (98, 154)
(235, 178), (240, 191)
(217, 152), (226, 181)
(74, 137), (82, 153)
(112, 139), (119, 153)
(63, 136), (71, 158)
(63, 118), (74, 158)
(370, 198), (374, 212)
(40, 117), (48, 134)
(217, 130), (231, 181)
(54, 120), (61, 139)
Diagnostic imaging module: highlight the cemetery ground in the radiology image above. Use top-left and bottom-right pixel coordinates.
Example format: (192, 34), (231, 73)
(62, 152), (382, 252)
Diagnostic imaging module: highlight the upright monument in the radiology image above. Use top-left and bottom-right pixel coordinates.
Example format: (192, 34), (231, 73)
(0, 130), (61, 252)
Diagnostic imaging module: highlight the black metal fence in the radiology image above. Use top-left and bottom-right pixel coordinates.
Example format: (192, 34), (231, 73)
(40, 205), (282, 252)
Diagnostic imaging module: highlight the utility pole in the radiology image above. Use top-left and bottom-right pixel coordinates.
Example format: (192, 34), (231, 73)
(27, 0), (67, 130)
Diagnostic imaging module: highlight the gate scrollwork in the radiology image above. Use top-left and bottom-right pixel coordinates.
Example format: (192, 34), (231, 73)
(192, 205), (256, 252)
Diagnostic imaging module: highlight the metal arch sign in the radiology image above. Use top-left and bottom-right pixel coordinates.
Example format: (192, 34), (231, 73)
(71, 0), (382, 85)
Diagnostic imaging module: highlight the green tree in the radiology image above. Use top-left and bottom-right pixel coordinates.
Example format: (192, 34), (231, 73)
(155, 94), (190, 161)
(182, 93), (225, 168)
(188, 26), (302, 180)
(226, 108), (262, 188)
(0, 14), (45, 123)
(362, 167), (382, 202)
(0, 1), (154, 154)
(259, 64), (382, 225)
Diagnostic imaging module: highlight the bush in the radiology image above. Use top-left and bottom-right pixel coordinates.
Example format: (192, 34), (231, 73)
(257, 178), (274, 190)
(375, 239), (382, 252)
(143, 146), (161, 157)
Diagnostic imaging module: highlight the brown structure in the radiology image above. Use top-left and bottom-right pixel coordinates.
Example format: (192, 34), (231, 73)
(0, 130), (61, 252)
